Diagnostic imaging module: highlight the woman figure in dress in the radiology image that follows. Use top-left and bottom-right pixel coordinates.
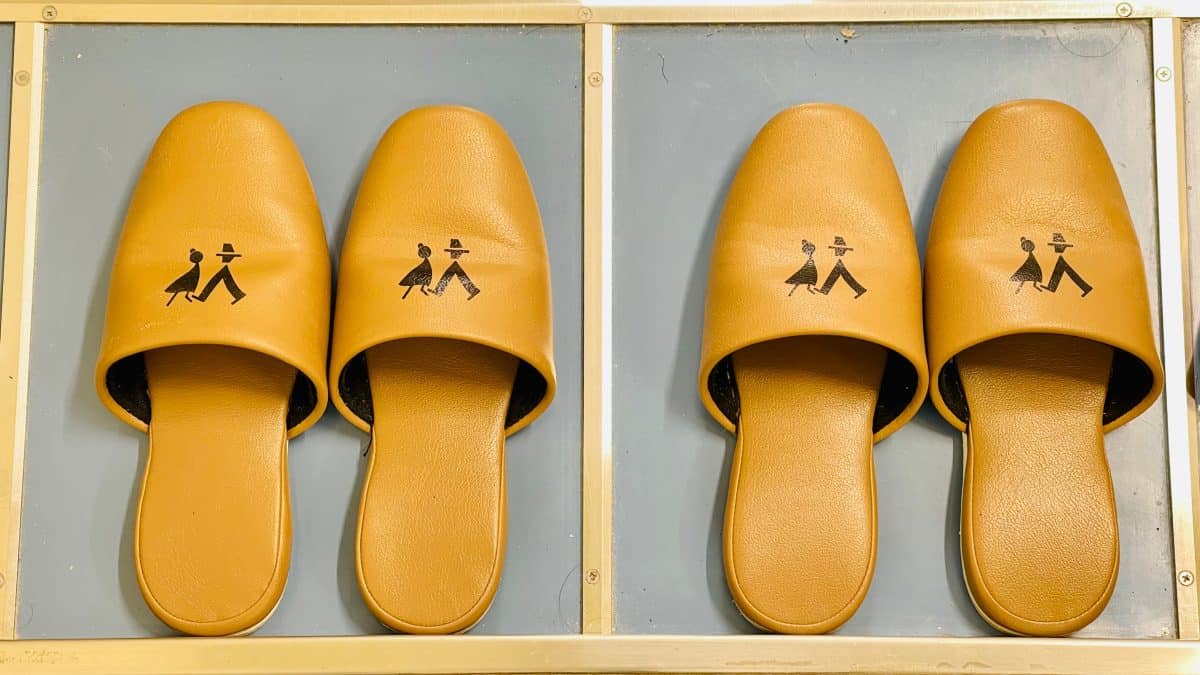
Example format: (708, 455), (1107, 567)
(1010, 236), (1043, 293)
(164, 249), (203, 306)
(399, 243), (434, 299)
(786, 239), (819, 296)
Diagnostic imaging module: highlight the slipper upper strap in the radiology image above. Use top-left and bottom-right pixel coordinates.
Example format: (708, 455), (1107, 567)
(329, 106), (556, 436)
(698, 104), (929, 442)
(94, 102), (331, 438)
(924, 99), (1163, 433)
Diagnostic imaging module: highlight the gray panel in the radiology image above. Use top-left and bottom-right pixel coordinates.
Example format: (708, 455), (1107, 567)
(1186, 25), (1200, 454)
(19, 25), (582, 638)
(0, 25), (11, 294)
(614, 22), (1172, 637)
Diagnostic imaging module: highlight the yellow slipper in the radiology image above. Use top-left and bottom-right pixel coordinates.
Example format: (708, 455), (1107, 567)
(95, 102), (330, 636)
(330, 106), (556, 634)
(698, 104), (928, 634)
(926, 99), (1164, 636)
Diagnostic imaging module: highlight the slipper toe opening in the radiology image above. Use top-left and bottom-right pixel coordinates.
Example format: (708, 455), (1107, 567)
(104, 349), (319, 431)
(337, 338), (548, 431)
(706, 342), (919, 435)
(936, 335), (1156, 429)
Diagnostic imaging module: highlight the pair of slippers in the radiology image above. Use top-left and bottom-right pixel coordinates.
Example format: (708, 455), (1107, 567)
(700, 100), (1163, 636)
(95, 102), (556, 636)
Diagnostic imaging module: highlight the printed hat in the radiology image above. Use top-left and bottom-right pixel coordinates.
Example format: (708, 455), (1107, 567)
(217, 242), (242, 261)
(1048, 232), (1074, 250)
(828, 236), (853, 253)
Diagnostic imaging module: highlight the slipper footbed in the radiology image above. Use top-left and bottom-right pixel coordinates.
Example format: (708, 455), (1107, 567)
(958, 333), (1117, 636)
(139, 345), (293, 636)
(358, 337), (517, 634)
(726, 336), (885, 634)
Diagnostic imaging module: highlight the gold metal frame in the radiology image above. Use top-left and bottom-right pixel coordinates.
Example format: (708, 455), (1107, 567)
(0, 1), (1192, 24)
(0, 3), (1195, 673)
(581, 20), (614, 637)
(0, 20), (41, 643)
(1152, 15), (1200, 641)
(2, 634), (1200, 674)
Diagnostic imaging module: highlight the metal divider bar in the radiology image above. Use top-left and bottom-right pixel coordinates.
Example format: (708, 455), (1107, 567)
(1151, 15), (1200, 640)
(0, 21), (44, 639)
(0, 1), (1190, 24)
(582, 21), (614, 635)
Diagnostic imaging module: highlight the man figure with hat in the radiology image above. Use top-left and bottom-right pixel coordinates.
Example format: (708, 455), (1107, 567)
(195, 242), (247, 304)
(816, 236), (867, 299)
(433, 238), (481, 300)
(1040, 233), (1092, 297)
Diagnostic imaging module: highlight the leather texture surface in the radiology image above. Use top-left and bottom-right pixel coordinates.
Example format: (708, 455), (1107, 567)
(698, 104), (926, 634)
(359, 339), (516, 634)
(958, 335), (1117, 636)
(925, 99), (1163, 432)
(331, 106), (556, 634)
(94, 102), (330, 636)
(329, 106), (556, 437)
(925, 99), (1164, 636)
(698, 103), (927, 442)
(95, 101), (331, 438)
(727, 337), (885, 634)
(141, 345), (293, 636)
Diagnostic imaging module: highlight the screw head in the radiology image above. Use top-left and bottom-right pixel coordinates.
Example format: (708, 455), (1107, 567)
(1180, 570), (1194, 586)
(578, 6), (593, 21)
(587, 71), (603, 87)
(1156, 66), (1172, 82)
(41, 5), (57, 20)
(1116, 2), (1133, 17)
(14, 71), (30, 86)
(585, 568), (600, 584)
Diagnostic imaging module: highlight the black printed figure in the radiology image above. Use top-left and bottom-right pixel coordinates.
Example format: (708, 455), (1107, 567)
(194, 243), (247, 304)
(399, 243), (434, 298)
(433, 239), (481, 300)
(164, 249), (204, 306)
(1041, 233), (1092, 297)
(1010, 237), (1044, 294)
(817, 236), (867, 299)
(785, 239), (819, 296)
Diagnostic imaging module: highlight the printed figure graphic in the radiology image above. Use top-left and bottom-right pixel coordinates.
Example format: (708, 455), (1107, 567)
(194, 243), (247, 304)
(399, 243), (434, 298)
(1041, 233), (1093, 297)
(164, 249), (204, 306)
(433, 239), (481, 300)
(1010, 237), (1044, 293)
(785, 239), (819, 296)
(816, 236), (867, 299)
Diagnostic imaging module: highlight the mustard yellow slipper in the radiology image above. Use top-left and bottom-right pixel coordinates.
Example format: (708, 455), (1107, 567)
(926, 99), (1164, 636)
(330, 106), (556, 634)
(95, 102), (330, 636)
(699, 104), (927, 634)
